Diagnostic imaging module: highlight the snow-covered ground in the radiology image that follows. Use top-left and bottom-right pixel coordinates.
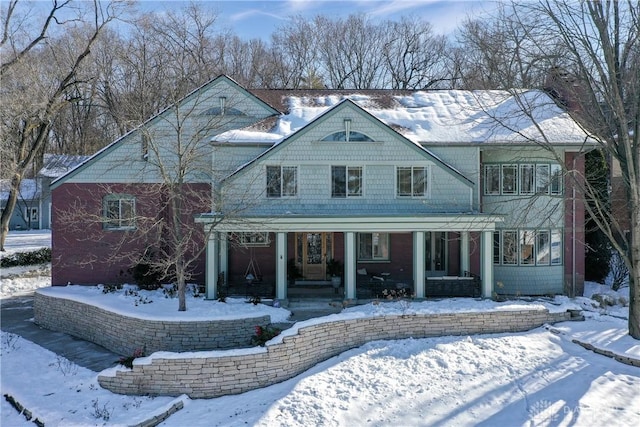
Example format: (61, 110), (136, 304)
(1, 229), (51, 255)
(1, 230), (639, 426)
(1, 230), (52, 297)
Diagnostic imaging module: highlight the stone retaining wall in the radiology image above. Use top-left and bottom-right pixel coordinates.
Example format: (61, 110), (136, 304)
(33, 291), (270, 356)
(98, 308), (570, 398)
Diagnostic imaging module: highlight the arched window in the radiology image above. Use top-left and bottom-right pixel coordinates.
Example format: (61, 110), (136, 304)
(321, 131), (374, 142)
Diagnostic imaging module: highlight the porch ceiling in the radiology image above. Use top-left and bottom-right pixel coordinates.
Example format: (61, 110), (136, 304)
(196, 213), (503, 233)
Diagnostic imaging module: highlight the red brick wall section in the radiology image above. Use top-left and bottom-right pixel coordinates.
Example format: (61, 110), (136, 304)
(52, 183), (210, 286)
(564, 152), (586, 297)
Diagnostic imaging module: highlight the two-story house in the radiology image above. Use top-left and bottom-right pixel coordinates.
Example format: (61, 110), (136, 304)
(51, 76), (595, 300)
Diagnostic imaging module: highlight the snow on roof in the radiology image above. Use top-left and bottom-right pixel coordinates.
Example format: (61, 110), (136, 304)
(213, 89), (594, 145)
(0, 178), (40, 201)
(39, 154), (91, 178)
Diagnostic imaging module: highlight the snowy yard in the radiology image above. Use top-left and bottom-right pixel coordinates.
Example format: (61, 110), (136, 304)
(1, 230), (639, 426)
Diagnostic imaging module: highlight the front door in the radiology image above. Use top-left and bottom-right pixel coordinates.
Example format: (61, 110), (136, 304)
(296, 232), (333, 280)
(425, 232), (447, 277)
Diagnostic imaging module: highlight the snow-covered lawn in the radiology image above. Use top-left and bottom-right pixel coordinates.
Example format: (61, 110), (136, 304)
(1, 229), (50, 255)
(1, 230), (52, 297)
(2, 230), (639, 426)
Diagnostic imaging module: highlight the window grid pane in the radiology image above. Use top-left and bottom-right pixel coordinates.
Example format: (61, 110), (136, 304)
(502, 165), (517, 194)
(282, 166), (297, 196)
(536, 164), (550, 193)
(412, 167), (426, 196)
(520, 230), (535, 265)
(550, 164), (562, 195)
(485, 165), (500, 195)
(397, 167), (412, 196)
(502, 231), (518, 264)
(536, 231), (550, 265)
(266, 166), (281, 197)
(520, 164), (535, 194)
(332, 166), (346, 198)
(347, 167), (363, 196)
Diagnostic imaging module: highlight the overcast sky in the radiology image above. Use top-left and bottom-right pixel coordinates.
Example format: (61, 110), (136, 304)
(138, 0), (496, 39)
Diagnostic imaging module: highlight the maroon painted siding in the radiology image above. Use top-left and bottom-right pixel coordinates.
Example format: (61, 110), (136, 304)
(564, 152), (586, 296)
(52, 183), (210, 286)
(224, 232), (475, 287)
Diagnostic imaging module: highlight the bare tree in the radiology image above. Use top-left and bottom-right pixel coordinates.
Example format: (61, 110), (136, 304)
(0, 0), (123, 250)
(381, 17), (449, 89)
(455, 5), (564, 89)
(492, 0), (639, 338)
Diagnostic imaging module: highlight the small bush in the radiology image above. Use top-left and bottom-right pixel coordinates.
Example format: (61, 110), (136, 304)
(130, 251), (163, 290)
(0, 247), (51, 268)
(118, 347), (145, 369)
(250, 325), (281, 347)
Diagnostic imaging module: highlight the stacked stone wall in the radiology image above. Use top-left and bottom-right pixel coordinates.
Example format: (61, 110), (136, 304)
(97, 308), (569, 398)
(33, 292), (269, 355)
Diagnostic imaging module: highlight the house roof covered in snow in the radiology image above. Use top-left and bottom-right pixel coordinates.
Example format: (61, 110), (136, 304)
(0, 179), (40, 202)
(212, 88), (596, 146)
(39, 154), (91, 178)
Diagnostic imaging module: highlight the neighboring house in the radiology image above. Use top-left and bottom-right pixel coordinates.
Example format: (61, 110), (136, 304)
(50, 75), (597, 299)
(1, 154), (89, 231)
(1, 179), (41, 230)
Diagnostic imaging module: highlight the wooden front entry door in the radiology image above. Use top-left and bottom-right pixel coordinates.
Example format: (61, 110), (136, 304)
(296, 232), (333, 280)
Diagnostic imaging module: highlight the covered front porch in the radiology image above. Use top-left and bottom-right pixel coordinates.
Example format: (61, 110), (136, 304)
(197, 214), (502, 302)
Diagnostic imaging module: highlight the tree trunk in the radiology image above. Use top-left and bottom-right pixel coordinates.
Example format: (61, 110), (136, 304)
(0, 174), (20, 251)
(630, 207), (640, 338)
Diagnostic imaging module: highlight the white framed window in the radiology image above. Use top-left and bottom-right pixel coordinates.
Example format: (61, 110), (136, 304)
(494, 229), (563, 266)
(332, 166), (363, 198)
(520, 230), (535, 265)
(357, 232), (389, 261)
(483, 163), (563, 195)
(321, 131), (374, 142)
(104, 195), (136, 230)
(266, 166), (297, 198)
(484, 165), (501, 195)
(501, 164), (517, 194)
(536, 164), (550, 193)
(502, 230), (518, 265)
(25, 207), (38, 222)
(536, 230), (550, 265)
(397, 166), (427, 197)
(550, 164), (563, 195)
(519, 164), (535, 194)
(551, 230), (562, 265)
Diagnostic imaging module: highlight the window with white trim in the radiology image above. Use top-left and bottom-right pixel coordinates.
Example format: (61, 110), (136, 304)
(332, 166), (362, 198)
(357, 232), (389, 261)
(485, 165), (501, 195)
(104, 195), (136, 230)
(25, 207), (38, 222)
(494, 229), (563, 266)
(397, 166), (427, 197)
(266, 166), (297, 198)
(484, 163), (563, 195)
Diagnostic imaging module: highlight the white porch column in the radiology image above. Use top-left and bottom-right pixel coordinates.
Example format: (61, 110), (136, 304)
(413, 231), (425, 298)
(344, 232), (356, 300)
(480, 230), (494, 298)
(460, 231), (470, 275)
(219, 232), (228, 286)
(275, 232), (287, 300)
(205, 233), (219, 300)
